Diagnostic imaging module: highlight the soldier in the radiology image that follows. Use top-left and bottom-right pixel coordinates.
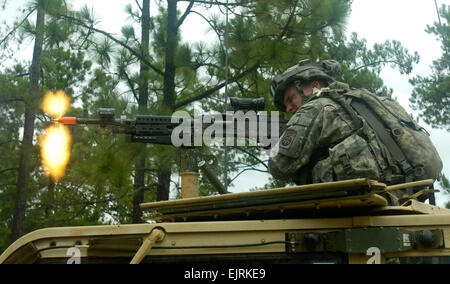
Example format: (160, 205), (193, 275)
(268, 59), (442, 202)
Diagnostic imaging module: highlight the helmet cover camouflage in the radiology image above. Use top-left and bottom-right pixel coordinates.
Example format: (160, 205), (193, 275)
(271, 60), (341, 111)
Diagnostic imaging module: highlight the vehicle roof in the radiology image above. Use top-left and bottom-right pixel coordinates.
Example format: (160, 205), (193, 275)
(140, 179), (448, 222)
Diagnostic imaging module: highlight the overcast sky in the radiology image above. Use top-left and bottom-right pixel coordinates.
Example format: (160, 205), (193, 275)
(1, 0), (449, 206)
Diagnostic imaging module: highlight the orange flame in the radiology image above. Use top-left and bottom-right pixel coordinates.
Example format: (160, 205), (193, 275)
(40, 91), (72, 181)
(39, 124), (72, 181)
(41, 90), (71, 118)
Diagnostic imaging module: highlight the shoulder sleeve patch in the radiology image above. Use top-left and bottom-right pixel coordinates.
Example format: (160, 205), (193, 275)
(276, 124), (308, 159)
(274, 102), (323, 159)
(280, 129), (297, 149)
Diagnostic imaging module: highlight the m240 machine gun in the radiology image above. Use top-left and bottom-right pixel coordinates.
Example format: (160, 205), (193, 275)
(53, 98), (287, 196)
(54, 98), (286, 147)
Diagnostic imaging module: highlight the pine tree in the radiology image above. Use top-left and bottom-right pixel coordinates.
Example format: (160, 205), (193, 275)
(410, 4), (450, 131)
(11, 0), (47, 243)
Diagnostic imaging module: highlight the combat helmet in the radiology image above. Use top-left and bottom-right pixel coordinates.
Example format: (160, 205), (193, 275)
(270, 59), (341, 111)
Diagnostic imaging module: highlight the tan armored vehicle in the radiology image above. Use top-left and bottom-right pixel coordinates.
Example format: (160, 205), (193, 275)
(1, 178), (450, 265)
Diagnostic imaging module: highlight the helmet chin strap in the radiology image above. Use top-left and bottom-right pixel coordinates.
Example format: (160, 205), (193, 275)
(312, 87), (321, 95)
(293, 80), (308, 107)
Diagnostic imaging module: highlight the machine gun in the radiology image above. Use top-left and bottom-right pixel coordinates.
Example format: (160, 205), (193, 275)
(54, 98), (287, 148)
(54, 98), (287, 195)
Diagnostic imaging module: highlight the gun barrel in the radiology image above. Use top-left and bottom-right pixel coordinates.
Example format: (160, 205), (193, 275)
(55, 117), (115, 125)
(55, 117), (77, 125)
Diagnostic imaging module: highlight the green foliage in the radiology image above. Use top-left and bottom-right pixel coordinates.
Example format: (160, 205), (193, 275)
(328, 32), (420, 97)
(410, 4), (450, 131)
(0, 1), (136, 252)
(41, 48), (92, 95)
(0, 68), (27, 252)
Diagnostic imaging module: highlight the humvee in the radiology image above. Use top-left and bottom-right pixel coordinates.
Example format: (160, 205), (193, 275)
(1, 178), (450, 265)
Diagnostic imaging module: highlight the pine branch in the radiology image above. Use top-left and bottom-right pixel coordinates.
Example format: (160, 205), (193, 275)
(278, 0), (299, 40)
(350, 60), (401, 72)
(174, 63), (259, 109)
(0, 8), (36, 47)
(54, 13), (165, 76)
(232, 147), (268, 169)
(176, 0), (195, 29)
(121, 70), (140, 103)
(230, 167), (268, 184)
(177, 0), (244, 7)
(0, 168), (19, 175)
(189, 10), (222, 42)
(135, 0), (142, 12)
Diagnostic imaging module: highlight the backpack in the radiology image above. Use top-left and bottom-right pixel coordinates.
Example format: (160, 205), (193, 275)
(320, 83), (443, 189)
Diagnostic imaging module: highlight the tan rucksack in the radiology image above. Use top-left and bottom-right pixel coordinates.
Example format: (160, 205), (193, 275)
(321, 83), (443, 188)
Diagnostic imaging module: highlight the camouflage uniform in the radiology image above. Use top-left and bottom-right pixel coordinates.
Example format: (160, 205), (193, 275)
(269, 60), (442, 203)
(269, 82), (400, 185)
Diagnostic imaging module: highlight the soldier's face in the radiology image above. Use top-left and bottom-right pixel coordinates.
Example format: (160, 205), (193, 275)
(284, 81), (324, 114)
(284, 85), (303, 114)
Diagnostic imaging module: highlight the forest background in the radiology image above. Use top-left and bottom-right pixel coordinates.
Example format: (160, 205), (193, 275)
(0, 0), (449, 253)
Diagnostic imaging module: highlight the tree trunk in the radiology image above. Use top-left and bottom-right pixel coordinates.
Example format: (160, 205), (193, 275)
(163, 0), (177, 111)
(132, 147), (146, 223)
(155, 0), (179, 202)
(11, 1), (45, 242)
(156, 169), (170, 201)
(139, 0), (151, 108)
(132, 0), (151, 224)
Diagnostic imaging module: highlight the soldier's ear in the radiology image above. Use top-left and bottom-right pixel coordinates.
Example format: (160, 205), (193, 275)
(312, 81), (323, 89)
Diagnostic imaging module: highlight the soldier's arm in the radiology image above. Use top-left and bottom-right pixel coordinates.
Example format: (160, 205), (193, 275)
(268, 103), (324, 181)
(268, 99), (354, 182)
